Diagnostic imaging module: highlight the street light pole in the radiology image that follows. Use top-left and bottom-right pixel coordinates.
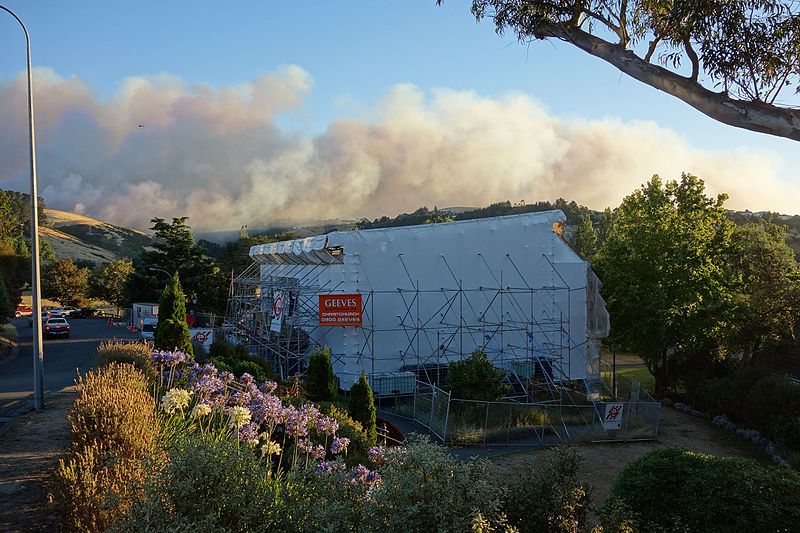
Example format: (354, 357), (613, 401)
(1, 4), (44, 411)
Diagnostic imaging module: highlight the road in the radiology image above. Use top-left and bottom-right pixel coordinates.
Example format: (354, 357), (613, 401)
(0, 317), (139, 423)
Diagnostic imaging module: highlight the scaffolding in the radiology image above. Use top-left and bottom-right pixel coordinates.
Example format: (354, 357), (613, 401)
(225, 250), (609, 401)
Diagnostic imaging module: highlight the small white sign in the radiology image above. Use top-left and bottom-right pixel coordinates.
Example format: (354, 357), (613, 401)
(603, 403), (625, 430)
(190, 328), (213, 350)
(270, 290), (285, 333)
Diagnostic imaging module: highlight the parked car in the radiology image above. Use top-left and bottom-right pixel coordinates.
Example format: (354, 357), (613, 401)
(14, 306), (33, 318)
(29, 310), (50, 327)
(53, 306), (79, 317)
(140, 317), (158, 341)
(44, 317), (71, 338)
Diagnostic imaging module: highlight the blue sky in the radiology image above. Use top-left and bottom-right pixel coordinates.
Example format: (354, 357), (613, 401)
(0, 1), (797, 228)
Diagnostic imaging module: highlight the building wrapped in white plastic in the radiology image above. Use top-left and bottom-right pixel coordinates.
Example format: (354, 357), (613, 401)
(229, 210), (610, 393)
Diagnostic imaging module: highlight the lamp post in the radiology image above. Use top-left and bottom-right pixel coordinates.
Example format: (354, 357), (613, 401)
(1, 4), (44, 411)
(148, 267), (172, 280)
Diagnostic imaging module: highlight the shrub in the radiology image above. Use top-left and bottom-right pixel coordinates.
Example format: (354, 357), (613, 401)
(502, 447), (591, 533)
(445, 350), (506, 401)
(53, 363), (161, 532)
(96, 340), (156, 382)
(52, 443), (149, 533)
(114, 434), (280, 532)
(305, 346), (337, 402)
(605, 446), (800, 532)
(743, 375), (800, 436)
(367, 436), (506, 533)
(154, 274), (193, 356)
(349, 372), (377, 445)
(207, 339), (271, 382)
(322, 404), (371, 465)
(67, 363), (160, 456)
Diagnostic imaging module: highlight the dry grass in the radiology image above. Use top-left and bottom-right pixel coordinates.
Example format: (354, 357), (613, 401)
(97, 340), (155, 382)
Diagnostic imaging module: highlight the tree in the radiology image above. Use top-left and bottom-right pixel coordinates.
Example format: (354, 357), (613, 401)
(153, 273), (194, 356)
(596, 207), (615, 249)
(730, 221), (800, 359)
(126, 217), (228, 314)
(443, 1), (800, 141)
(444, 350), (507, 401)
(305, 347), (338, 402)
(0, 272), (12, 324)
(41, 259), (90, 307)
(348, 372), (377, 445)
(90, 260), (134, 315)
(592, 174), (738, 397)
(573, 213), (597, 260)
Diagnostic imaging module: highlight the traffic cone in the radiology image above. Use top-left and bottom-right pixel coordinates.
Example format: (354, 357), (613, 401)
(107, 317), (112, 327)
(129, 322), (136, 333)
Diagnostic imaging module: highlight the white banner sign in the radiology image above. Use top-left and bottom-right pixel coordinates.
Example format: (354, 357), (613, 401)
(190, 328), (214, 350)
(603, 403), (625, 430)
(270, 290), (285, 333)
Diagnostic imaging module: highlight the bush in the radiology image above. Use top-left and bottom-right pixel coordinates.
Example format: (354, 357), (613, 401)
(502, 447), (591, 533)
(368, 436), (506, 533)
(322, 404), (371, 465)
(96, 340), (156, 382)
(207, 339), (271, 382)
(349, 372), (377, 445)
(67, 363), (160, 456)
(52, 363), (161, 532)
(445, 350), (506, 401)
(154, 274), (193, 356)
(605, 446), (800, 532)
(305, 346), (337, 402)
(113, 434), (280, 532)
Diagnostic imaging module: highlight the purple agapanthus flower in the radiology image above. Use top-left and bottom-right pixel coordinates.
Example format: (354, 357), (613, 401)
(151, 350), (190, 366)
(330, 437), (350, 455)
(314, 460), (344, 474)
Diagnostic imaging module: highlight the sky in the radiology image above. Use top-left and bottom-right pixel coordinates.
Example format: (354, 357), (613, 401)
(0, 1), (798, 231)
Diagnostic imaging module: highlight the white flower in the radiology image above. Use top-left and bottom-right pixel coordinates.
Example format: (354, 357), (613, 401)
(227, 405), (251, 429)
(190, 402), (212, 418)
(261, 440), (282, 457)
(160, 388), (192, 414)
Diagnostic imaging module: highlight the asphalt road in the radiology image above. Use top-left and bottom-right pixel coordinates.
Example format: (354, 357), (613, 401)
(0, 317), (139, 421)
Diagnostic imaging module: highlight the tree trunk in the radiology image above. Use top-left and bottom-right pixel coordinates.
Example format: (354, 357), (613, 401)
(534, 24), (800, 142)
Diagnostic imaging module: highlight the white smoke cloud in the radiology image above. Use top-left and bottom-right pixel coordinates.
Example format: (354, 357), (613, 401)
(0, 66), (794, 232)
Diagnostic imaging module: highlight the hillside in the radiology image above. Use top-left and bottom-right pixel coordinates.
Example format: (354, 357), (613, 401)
(40, 209), (152, 265)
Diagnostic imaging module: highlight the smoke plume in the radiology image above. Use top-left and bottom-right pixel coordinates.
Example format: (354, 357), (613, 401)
(0, 66), (793, 232)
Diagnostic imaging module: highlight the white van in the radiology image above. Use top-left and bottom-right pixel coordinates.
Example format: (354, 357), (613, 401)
(140, 317), (158, 341)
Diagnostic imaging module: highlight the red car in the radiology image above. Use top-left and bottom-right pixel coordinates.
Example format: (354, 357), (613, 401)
(14, 306), (33, 318)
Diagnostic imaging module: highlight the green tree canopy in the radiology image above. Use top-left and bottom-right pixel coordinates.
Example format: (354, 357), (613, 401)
(153, 273), (193, 356)
(444, 1), (800, 141)
(348, 372), (377, 445)
(573, 213), (597, 260)
(41, 259), (90, 307)
(444, 350), (506, 401)
(126, 217), (228, 314)
(0, 271), (12, 324)
(305, 347), (338, 402)
(90, 260), (134, 314)
(730, 221), (800, 359)
(593, 174), (738, 396)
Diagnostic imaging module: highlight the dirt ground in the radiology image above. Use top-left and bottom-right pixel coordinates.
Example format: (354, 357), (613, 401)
(490, 406), (771, 508)
(0, 391), (75, 533)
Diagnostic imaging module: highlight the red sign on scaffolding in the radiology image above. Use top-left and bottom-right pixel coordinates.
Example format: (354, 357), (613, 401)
(319, 294), (362, 326)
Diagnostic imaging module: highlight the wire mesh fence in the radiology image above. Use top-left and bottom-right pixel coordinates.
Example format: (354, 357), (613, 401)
(384, 375), (660, 447)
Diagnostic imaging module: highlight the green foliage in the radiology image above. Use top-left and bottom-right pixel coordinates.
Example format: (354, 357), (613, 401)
(306, 346), (337, 402)
(730, 221), (800, 358)
(42, 258), (90, 306)
(593, 174), (738, 396)
(445, 350), (506, 401)
(503, 447), (591, 533)
(90, 259), (134, 313)
(115, 434), (281, 532)
(154, 273), (193, 356)
(207, 340), (271, 382)
(321, 404), (371, 465)
(349, 372), (377, 445)
(573, 213), (597, 259)
(0, 271), (11, 323)
(370, 436), (506, 533)
(606, 447), (800, 532)
(96, 340), (156, 383)
(125, 217), (228, 314)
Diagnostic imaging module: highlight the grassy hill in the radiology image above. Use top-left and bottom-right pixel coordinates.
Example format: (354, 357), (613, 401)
(40, 209), (152, 265)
